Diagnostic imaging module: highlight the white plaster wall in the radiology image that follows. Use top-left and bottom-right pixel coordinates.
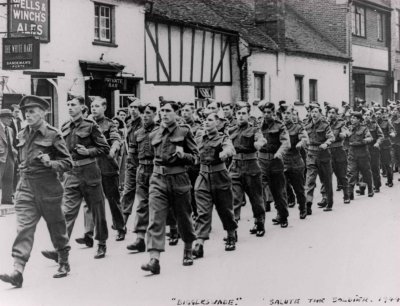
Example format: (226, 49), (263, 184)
(0, 0), (145, 125)
(352, 44), (389, 71)
(247, 51), (350, 109)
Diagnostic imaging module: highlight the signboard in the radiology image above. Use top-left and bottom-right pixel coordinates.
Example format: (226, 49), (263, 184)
(104, 77), (124, 89)
(2, 37), (40, 70)
(8, 0), (50, 42)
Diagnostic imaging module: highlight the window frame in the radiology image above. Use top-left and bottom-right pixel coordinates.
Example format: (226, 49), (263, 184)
(295, 75), (304, 104)
(195, 86), (215, 108)
(93, 2), (116, 46)
(253, 73), (266, 101)
(352, 5), (366, 38)
(309, 79), (318, 103)
(377, 12), (384, 42)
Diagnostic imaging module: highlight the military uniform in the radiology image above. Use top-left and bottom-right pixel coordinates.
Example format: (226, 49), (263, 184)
(194, 129), (237, 242)
(283, 120), (308, 218)
(305, 118), (335, 211)
(326, 118), (351, 201)
(259, 118), (290, 224)
(391, 116), (400, 170)
(80, 116), (125, 240)
(130, 122), (157, 237)
(366, 120), (384, 190)
(61, 117), (110, 249)
(121, 115), (143, 223)
(146, 121), (198, 252)
(229, 122), (266, 233)
(13, 120), (72, 274)
(378, 119), (395, 186)
(347, 123), (374, 196)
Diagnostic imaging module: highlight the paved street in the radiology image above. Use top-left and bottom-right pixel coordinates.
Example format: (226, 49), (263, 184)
(0, 178), (399, 306)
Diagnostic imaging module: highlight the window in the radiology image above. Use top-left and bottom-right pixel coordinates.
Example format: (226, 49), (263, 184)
(352, 5), (366, 37)
(309, 79), (318, 102)
(295, 75), (304, 103)
(377, 13), (384, 41)
(254, 73), (265, 101)
(398, 11), (400, 50)
(94, 3), (113, 43)
(31, 78), (57, 126)
(195, 86), (214, 108)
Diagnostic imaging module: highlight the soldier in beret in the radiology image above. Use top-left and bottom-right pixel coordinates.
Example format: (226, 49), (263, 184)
(228, 101), (267, 237)
(0, 96), (72, 288)
(347, 112), (374, 198)
(326, 105), (351, 204)
(258, 101), (290, 227)
(304, 103), (335, 213)
(141, 100), (198, 275)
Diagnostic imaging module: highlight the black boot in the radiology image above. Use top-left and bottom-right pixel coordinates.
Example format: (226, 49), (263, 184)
(41, 250), (59, 263)
(343, 187), (351, 204)
(306, 202), (312, 215)
(141, 258), (160, 274)
(127, 238), (146, 252)
(116, 230), (125, 241)
(299, 203), (307, 219)
(225, 236), (236, 251)
(0, 271), (23, 288)
(75, 234), (94, 248)
(94, 244), (107, 259)
(317, 198), (327, 208)
(168, 228), (179, 246)
(193, 243), (204, 259)
(356, 186), (366, 195)
(255, 222), (265, 237)
(183, 249), (193, 266)
(53, 263), (70, 278)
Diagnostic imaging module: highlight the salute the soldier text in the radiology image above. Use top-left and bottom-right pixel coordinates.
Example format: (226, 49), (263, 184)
(0, 96), (72, 288)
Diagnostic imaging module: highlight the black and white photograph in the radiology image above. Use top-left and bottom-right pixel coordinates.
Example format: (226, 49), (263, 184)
(0, 0), (399, 305)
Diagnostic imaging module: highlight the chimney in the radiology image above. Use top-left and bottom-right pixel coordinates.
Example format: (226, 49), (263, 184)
(254, 0), (286, 48)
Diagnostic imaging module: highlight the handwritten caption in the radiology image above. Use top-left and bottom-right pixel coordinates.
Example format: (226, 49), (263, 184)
(268, 296), (400, 305)
(170, 296), (400, 306)
(171, 298), (242, 305)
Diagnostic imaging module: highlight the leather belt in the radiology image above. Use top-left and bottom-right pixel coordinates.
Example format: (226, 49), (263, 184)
(307, 145), (321, 151)
(258, 152), (275, 160)
(139, 159), (153, 165)
(200, 163), (226, 173)
(330, 142), (343, 148)
(72, 157), (96, 167)
(233, 152), (257, 160)
(153, 165), (186, 175)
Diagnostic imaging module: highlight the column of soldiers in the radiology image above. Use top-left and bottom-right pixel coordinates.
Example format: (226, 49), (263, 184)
(2, 94), (400, 287)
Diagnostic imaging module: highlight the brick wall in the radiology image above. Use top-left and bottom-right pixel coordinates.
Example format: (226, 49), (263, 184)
(352, 4), (390, 49)
(285, 0), (349, 54)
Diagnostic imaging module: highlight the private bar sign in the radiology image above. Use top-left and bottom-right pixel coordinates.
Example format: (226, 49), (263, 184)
(8, 0), (50, 42)
(2, 37), (40, 70)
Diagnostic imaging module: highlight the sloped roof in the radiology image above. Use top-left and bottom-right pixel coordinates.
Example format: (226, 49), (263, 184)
(149, 0), (349, 60)
(284, 6), (349, 60)
(149, 0), (279, 50)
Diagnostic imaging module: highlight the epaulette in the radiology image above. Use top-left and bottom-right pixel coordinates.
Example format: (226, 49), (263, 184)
(83, 118), (96, 124)
(61, 120), (71, 130)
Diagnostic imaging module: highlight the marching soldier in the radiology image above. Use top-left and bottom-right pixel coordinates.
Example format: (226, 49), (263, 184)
(326, 105), (351, 204)
(141, 101), (198, 275)
(206, 101), (229, 134)
(361, 110), (383, 193)
(257, 101), (290, 228)
(281, 105), (309, 219)
(192, 113), (237, 258)
(347, 112), (374, 198)
(75, 97), (126, 247)
(304, 103), (335, 213)
(41, 95), (110, 260)
(222, 102), (237, 128)
(126, 103), (158, 253)
(121, 98), (143, 225)
(0, 96), (72, 288)
(229, 102), (267, 236)
(391, 107), (400, 172)
(378, 110), (395, 188)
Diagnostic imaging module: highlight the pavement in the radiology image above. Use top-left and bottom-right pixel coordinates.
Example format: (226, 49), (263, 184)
(0, 178), (399, 306)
